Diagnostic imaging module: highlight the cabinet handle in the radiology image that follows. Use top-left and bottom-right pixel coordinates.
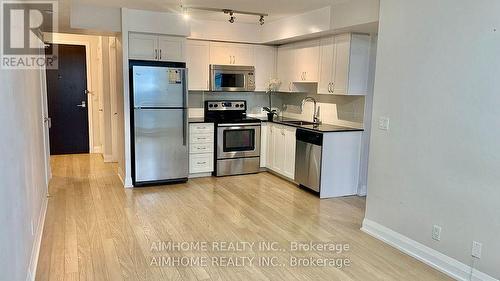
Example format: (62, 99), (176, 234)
(155, 49), (158, 60)
(197, 161), (207, 165)
(328, 82), (332, 93)
(159, 49), (162, 60)
(289, 82), (292, 91)
(331, 82), (335, 92)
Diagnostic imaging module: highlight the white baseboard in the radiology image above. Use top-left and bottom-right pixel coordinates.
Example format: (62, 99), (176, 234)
(124, 176), (133, 188)
(92, 145), (103, 154)
(26, 196), (48, 281)
(103, 154), (115, 163)
(117, 167), (132, 188)
(188, 172), (212, 178)
(361, 219), (498, 281)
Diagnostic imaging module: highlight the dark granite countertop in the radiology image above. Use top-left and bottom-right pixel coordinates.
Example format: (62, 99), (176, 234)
(189, 116), (362, 133)
(188, 117), (206, 123)
(259, 117), (364, 133)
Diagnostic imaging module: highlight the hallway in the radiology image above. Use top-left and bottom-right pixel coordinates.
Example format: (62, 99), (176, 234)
(35, 154), (449, 281)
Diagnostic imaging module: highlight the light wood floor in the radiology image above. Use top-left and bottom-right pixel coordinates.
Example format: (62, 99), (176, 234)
(36, 154), (450, 281)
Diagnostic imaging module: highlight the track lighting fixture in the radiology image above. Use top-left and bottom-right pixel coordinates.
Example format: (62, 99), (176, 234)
(188, 7), (268, 25)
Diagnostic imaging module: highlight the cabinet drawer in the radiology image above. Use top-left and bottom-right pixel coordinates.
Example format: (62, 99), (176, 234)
(189, 123), (214, 134)
(190, 133), (213, 144)
(190, 143), (214, 154)
(189, 154), (214, 173)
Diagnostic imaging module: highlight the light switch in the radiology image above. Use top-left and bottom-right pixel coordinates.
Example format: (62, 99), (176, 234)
(378, 117), (390, 131)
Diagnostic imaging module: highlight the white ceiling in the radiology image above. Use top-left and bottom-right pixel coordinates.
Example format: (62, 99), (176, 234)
(74, 0), (346, 23)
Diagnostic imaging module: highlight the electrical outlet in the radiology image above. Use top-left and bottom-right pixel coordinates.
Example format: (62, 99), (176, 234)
(378, 117), (390, 131)
(432, 225), (442, 241)
(472, 241), (482, 259)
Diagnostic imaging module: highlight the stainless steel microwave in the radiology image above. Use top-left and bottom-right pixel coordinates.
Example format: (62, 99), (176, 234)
(209, 65), (255, 92)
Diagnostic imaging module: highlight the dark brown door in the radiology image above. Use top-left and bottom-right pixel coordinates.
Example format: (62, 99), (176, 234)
(46, 44), (89, 155)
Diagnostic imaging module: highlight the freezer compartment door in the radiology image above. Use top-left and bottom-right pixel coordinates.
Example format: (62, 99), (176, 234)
(132, 66), (186, 107)
(134, 108), (188, 183)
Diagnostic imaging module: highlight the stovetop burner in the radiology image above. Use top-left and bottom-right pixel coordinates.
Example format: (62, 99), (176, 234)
(204, 100), (261, 124)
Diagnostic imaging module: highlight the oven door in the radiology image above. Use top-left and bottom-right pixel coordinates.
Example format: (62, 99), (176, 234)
(211, 70), (248, 92)
(217, 123), (261, 159)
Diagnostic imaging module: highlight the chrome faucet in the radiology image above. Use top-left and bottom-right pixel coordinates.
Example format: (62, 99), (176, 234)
(301, 96), (320, 124)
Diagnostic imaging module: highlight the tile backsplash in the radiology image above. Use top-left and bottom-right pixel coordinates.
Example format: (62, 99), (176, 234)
(188, 91), (365, 128)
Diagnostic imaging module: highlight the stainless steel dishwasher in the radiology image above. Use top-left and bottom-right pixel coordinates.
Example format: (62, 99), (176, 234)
(295, 129), (323, 192)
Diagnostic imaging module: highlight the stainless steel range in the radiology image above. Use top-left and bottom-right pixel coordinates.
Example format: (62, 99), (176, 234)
(204, 100), (261, 176)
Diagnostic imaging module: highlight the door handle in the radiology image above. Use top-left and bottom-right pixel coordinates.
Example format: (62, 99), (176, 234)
(77, 101), (86, 108)
(44, 117), (51, 128)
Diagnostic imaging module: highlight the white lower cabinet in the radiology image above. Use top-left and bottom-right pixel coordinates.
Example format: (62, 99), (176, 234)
(189, 154), (214, 174)
(189, 123), (214, 176)
(264, 123), (296, 180)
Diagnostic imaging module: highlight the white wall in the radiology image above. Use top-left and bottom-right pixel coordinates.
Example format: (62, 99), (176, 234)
(365, 0), (500, 279)
(0, 38), (49, 281)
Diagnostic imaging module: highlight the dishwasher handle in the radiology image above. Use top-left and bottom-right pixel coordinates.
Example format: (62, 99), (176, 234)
(296, 129), (323, 146)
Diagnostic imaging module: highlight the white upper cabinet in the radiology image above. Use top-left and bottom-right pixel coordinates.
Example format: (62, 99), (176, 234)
(293, 39), (320, 82)
(318, 36), (335, 94)
(332, 34), (350, 95)
(209, 42), (254, 66)
(277, 44), (296, 92)
(129, 33), (158, 60)
(129, 33), (186, 62)
(318, 33), (371, 95)
(158, 35), (185, 62)
(254, 45), (277, 91)
(186, 40), (210, 91)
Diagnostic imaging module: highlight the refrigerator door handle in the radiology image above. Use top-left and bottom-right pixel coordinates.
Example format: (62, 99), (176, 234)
(183, 109), (188, 146)
(183, 69), (188, 146)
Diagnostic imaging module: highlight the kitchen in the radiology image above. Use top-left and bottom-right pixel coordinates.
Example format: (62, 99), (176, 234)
(126, 13), (375, 199)
(6, 1), (498, 281)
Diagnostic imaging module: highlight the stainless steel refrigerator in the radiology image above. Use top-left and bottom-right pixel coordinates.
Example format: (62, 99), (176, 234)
(130, 61), (188, 186)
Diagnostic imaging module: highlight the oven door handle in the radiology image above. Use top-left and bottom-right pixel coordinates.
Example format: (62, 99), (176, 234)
(217, 123), (261, 127)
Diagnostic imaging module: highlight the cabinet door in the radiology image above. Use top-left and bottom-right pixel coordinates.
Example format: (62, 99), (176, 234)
(318, 36), (335, 94)
(232, 44), (254, 66)
(277, 45), (296, 92)
(129, 33), (158, 61)
(186, 40), (210, 90)
(209, 42), (233, 65)
(332, 34), (351, 95)
(254, 45), (277, 91)
(266, 123), (274, 169)
(294, 39), (320, 82)
(283, 126), (296, 179)
(346, 34), (371, 95)
(158, 36), (185, 62)
(260, 122), (268, 168)
(272, 125), (286, 173)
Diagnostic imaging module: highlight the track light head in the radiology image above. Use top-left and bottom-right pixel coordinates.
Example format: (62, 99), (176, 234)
(228, 11), (235, 23)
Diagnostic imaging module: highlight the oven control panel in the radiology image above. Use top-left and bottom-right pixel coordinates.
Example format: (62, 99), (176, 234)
(206, 101), (246, 111)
